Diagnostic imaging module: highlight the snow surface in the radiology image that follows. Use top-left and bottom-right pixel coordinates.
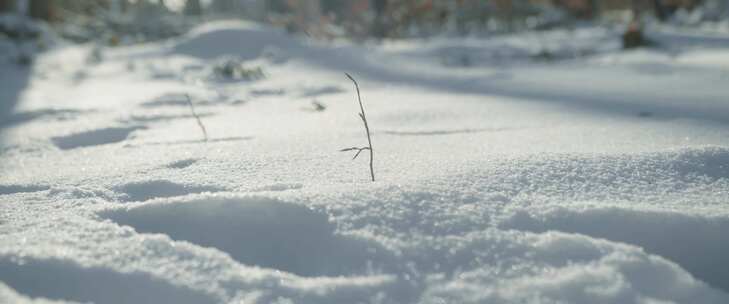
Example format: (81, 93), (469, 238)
(2, 20), (729, 303)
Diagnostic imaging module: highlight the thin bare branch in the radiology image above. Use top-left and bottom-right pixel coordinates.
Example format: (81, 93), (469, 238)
(340, 146), (370, 160)
(341, 73), (375, 182)
(185, 94), (208, 142)
(340, 147), (370, 152)
(352, 148), (366, 160)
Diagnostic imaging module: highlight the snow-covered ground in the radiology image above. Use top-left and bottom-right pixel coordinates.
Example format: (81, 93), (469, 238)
(2, 20), (729, 303)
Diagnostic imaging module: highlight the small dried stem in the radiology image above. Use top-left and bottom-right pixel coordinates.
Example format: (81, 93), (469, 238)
(185, 94), (208, 142)
(341, 73), (375, 181)
(340, 147), (370, 160)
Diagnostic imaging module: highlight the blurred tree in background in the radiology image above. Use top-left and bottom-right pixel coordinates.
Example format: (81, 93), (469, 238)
(0, 0), (16, 13)
(28, 0), (52, 21)
(184, 0), (202, 15)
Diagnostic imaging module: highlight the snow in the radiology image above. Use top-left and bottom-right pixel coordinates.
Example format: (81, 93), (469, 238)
(0, 282), (77, 304)
(172, 21), (301, 60)
(2, 20), (729, 303)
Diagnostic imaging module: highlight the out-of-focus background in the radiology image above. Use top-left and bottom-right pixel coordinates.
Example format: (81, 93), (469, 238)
(2, 0), (728, 49)
(4, 2), (729, 304)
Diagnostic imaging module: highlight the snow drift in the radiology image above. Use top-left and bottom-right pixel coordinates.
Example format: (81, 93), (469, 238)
(2, 20), (729, 303)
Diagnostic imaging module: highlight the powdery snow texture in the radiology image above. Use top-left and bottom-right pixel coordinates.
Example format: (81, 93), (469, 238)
(1, 20), (729, 303)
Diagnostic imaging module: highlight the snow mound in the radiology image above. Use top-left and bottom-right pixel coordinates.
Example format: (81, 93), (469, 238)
(101, 196), (392, 277)
(421, 231), (728, 304)
(172, 21), (300, 60)
(0, 257), (216, 304)
(501, 206), (729, 293)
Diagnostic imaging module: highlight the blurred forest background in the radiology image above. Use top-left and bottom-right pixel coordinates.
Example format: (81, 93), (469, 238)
(3, 1), (729, 40)
(1, 0), (729, 62)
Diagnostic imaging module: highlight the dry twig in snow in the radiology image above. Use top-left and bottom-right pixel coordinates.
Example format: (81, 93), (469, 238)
(340, 73), (375, 182)
(185, 94), (208, 142)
